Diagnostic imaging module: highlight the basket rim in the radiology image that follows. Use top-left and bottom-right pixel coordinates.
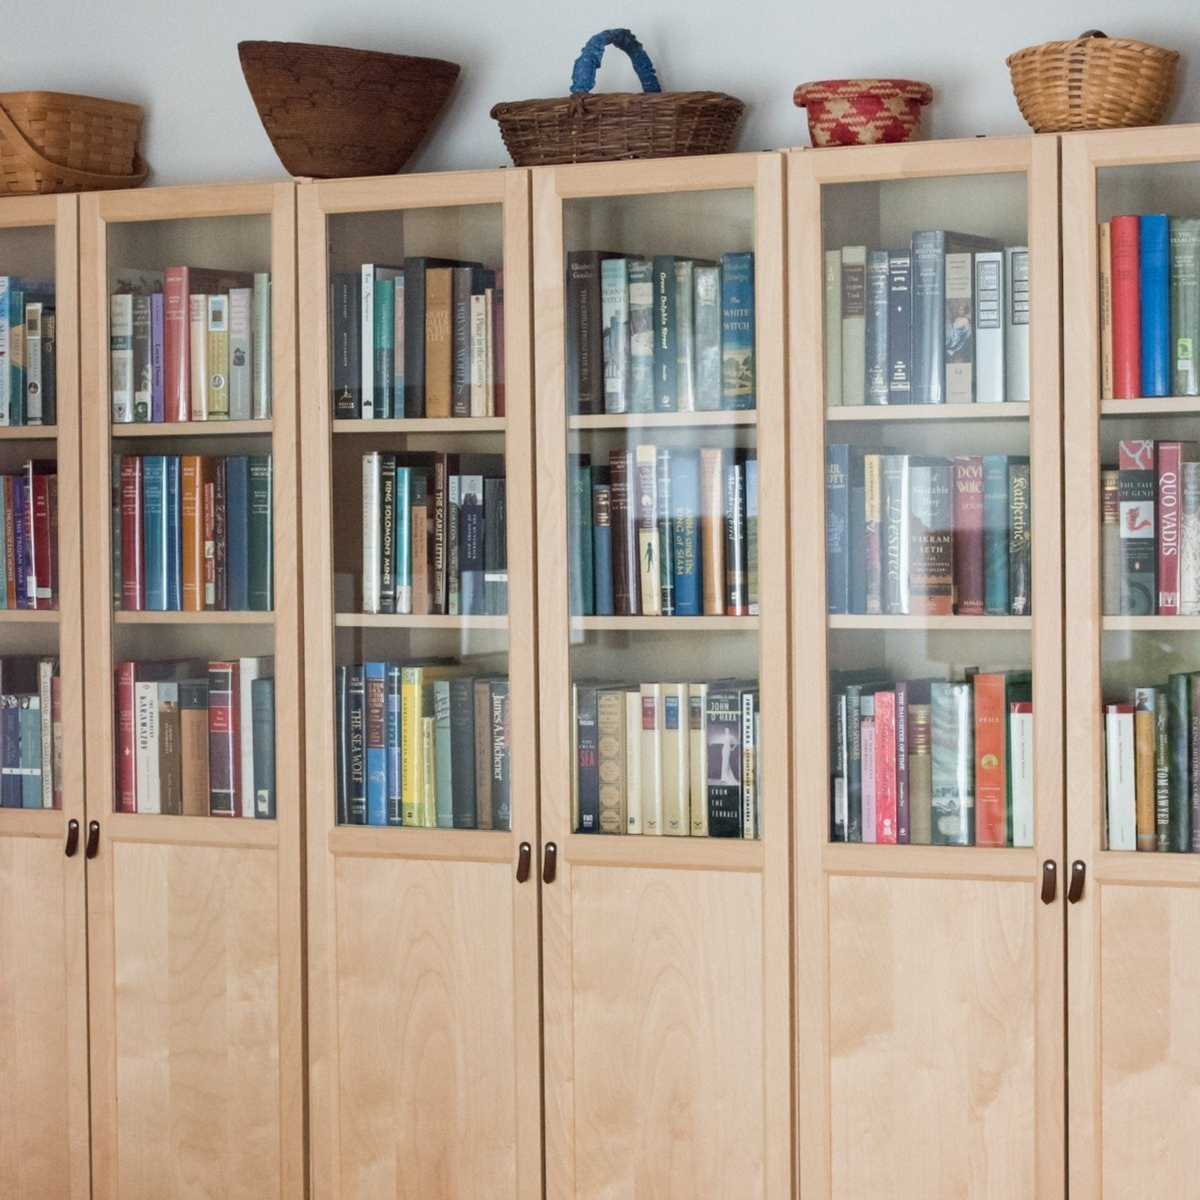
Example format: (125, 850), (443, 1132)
(490, 89), (744, 116)
(1006, 36), (1180, 65)
(794, 78), (933, 105)
(237, 39), (461, 75)
(0, 89), (143, 118)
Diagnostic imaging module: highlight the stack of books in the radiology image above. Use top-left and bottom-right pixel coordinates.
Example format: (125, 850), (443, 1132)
(114, 658), (275, 818)
(825, 236), (1030, 406)
(113, 454), (273, 612)
(573, 679), (760, 839)
(0, 276), (56, 425)
(0, 657), (60, 809)
(331, 260), (504, 419)
(334, 664), (510, 830)
(0, 459), (58, 610)
(109, 266), (272, 422)
(830, 668), (1034, 846)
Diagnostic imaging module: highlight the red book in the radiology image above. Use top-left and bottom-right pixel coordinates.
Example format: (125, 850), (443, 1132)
(29, 473), (54, 610)
(207, 660), (240, 817)
(974, 672), (1009, 847)
(48, 476), (59, 612)
(119, 456), (145, 611)
(952, 456), (984, 615)
(1156, 441), (1200, 615)
(164, 266), (191, 422)
(493, 268), (505, 418)
(1110, 215), (1141, 400)
(874, 690), (898, 843)
(115, 662), (137, 812)
(51, 673), (62, 810)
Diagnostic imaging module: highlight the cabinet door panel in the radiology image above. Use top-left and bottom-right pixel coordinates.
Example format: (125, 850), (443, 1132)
(828, 875), (1036, 1198)
(332, 856), (520, 1200)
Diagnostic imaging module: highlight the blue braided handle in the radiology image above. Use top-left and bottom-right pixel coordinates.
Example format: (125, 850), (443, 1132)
(570, 29), (662, 96)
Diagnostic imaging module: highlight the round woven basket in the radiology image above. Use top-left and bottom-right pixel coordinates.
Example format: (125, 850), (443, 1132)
(1007, 30), (1179, 133)
(794, 79), (933, 147)
(238, 41), (460, 178)
(491, 29), (743, 166)
(0, 91), (146, 195)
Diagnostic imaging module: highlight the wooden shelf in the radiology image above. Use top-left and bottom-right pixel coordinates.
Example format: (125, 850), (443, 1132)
(828, 614), (1031, 631)
(328, 825), (514, 863)
(112, 610), (274, 625)
(570, 411), (756, 430)
(0, 425), (57, 440)
(111, 419), (272, 438)
(826, 403), (1030, 422)
(106, 811), (279, 849)
(574, 615), (759, 631)
(565, 831), (764, 872)
(1100, 397), (1200, 417)
(821, 842), (1038, 881)
(0, 608), (59, 623)
(1102, 615), (1200, 631)
(333, 417), (506, 434)
(334, 613), (508, 629)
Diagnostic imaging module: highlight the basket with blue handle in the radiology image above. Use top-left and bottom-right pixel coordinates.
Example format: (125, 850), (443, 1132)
(490, 29), (744, 166)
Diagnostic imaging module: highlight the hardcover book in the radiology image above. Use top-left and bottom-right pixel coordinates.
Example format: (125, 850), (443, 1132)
(1118, 439), (1156, 615)
(721, 252), (755, 410)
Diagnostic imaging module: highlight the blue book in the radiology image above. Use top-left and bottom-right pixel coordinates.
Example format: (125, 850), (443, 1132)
(567, 455), (593, 615)
(672, 450), (701, 615)
(151, 293), (165, 423)
(19, 698), (40, 808)
(746, 456), (760, 616)
(651, 255), (678, 412)
(0, 701), (20, 806)
(386, 665), (403, 825)
(983, 454), (1010, 615)
(394, 466), (412, 614)
(225, 456), (250, 611)
(12, 479), (26, 609)
(9, 290), (24, 424)
(364, 662), (388, 826)
(459, 475), (485, 616)
(1141, 213), (1171, 397)
(374, 278), (396, 419)
(142, 455), (168, 611)
(721, 252), (755, 409)
(592, 472), (614, 616)
(826, 443), (851, 614)
(165, 456), (182, 610)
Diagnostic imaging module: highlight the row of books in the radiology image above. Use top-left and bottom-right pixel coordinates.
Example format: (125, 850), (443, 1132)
(570, 447), (758, 618)
(1100, 214), (1200, 399)
(1101, 439), (1200, 616)
(831, 669), (1034, 846)
(0, 461), (57, 610)
(334, 665), (510, 830)
(0, 277), (56, 425)
(573, 679), (760, 839)
(1104, 675), (1200, 852)
(114, 455), (273, 612)
(332, 260), (504, 420)
(361, 451), (507, 616)
(115, 658), (274, 817)
(825, 236), (1030, 406)
(109, 265), (272, 423)
(825, 448), (1032, 617)
(0, 658), (60, 809)
(567, 250), (756, 415)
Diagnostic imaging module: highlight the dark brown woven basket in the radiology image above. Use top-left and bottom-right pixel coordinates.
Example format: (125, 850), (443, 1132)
(491, 29), (743, 166)
(0, 91), (146, 195)
(238, 41), (460, 178)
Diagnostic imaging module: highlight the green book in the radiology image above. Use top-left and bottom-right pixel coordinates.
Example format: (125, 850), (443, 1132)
(1170, 217), (1200, 397)
(394, 465), (412, 614)
(1154, 684), (1170, 852)
(1168, 672), (1191, 852)
(568, 455), (593, 616)
(19, 696), (41, 809)
(628, 258), (655, 414)
(373, 278), (396, 419)
(248, 454), (273, 611)
(433, 679), (453, 829)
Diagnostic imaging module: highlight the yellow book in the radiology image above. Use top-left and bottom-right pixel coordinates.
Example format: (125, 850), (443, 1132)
(625, 689), (642, 834)
(189, 294), (209, 419)
(1099, 221), (1114, 402)
(424, 267), (454, 419)
(640, 682), (663, 834)
(596, 687), (627, 834)
(421, 713), (437, 828)
(206, 294), (230, 419)
(1133, 697), (1156, 852)
(401, 666), (430, 826)
(661, 682), (690, 835)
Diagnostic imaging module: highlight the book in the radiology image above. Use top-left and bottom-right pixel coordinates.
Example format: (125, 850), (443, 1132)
(490, 679), (511, 831)
(208, 661), (240, 817)
(1101, 467), (1122, 615)
(433, 679), (453, 828)
(625, 689), (643, 834)
(952, 456), (985, 615)
(600, 258), (630, 414)
(596, 687), (626, 834)
(689, 682), (710, 836)
(1133, 686), (1158, 852)
(1009, 701), (1035, 848)
(865, 250), (890, 404)
(248, 455), (273, 611)
(874, 689), (897, 843)
(228, 286), (253, 421)
(424, 267), (454, 419)
(740, 687), (759, 840)
(882, 454), (910, 615)
(1140, 214), (1171, 398)
(566, 251), (619, 416)
(694, 263), (723, 411)
(706, 685), (743, 837)
(205, 294), (230, 419)
(675, 259), (698, 412)
(908, 459), (952, 616)
(180, 678), (209, 817)
(974, 250), (1005, 403)
(1118, 439), (1156, 614)
(746, 458), (759, 616)
(448, 676), (477, 829)
(699, 447), (726, 616)
(634, 445), (660, 617)
(931, 680), (974, 846)
(1110, 217), (1141, 399)
(1099, 223), (1114, 401)
(253, 272), (272, 419)
(330, 272), (361, 418)
(662, 683), (690, 835)
(887, 250), (912, 404)
(656, 447), (675, 616)
(721, 252), (755, 409)
(824, 250), (843, 406)
(908, 700), (934, 845)
(474, 679), (493, 829)
(840, 245), (866, 406)
(567, 455), (592, 616)
(652, 254), (678, 412)
(974, 671), (1032, 847)
(724, 459), (747, 616)
(591, 475), (614, 617)
(1008, 457), (1032, 616)
(1171, 217), (1200, 397)
(1157, 442), (1200, 614)
(640, 683), (663, 834)
(1004, 246), (1031, 404)
(944, 249), (975, 403)
(1182, 462), (1200, 616)
(450, 268), (474, 419)
(1168, 671), (1191, 852)
(110, 293), (134, 422)
(983, 454), (1010, 616)
(483, 476), (508, 616)
(251, 677), (275, 819)
(608, 449), (639, 616)
(1105, 702), (1137, 851)
(672, 451), (701, 617)
(628, 258), (655, 414)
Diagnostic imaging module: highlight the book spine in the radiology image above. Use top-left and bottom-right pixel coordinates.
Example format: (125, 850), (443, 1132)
(1158, 442), (1186, 615)
(567, 456), (592, 616)
(624, 689), (643, 833)
(861, 701), (876, 842)
(402, 260), (426, 418)
(639, 683), (664, 835)
(448, 676), (476, 829)
(689, 682), (709, 836)
(608, 449), (638, 616)
(825, 443), (850, 613)
(656, 448), (675, 616)
(253, 272), (272, 419)
(142, 455), (168, 611)
(470, 292), (487, 417)
(474, 679), (493, 829)
(840, 245), (866, 406)
(635, 445), (660, 616)
(483, 476), (507, 616)
(156, 682), (182, 815)
(974, 673), (1008, 847)
(1099, 223), (1114, 401)
(1140, 213), (1171, 397)
(110, 293), (134, 422)
(1168, 672), (1190, 852)
(1191, 674), (1200, 853)
(1182, 463), (1200, 616)
(983, 454), (1010, 616)
(865, 250), (890, 404)
(592, 479), (614, 617)
(207, 661), (239, 817)
(180, 679), (210, 817)
(434, 680), (453, 828)
(189, 294), (209, 419)
(944, 250), (975, 403)
(330, 272), (360, 419)
(1008, 457), (1032, 616)
(566, 252), (606, 416)
(931, 681), (973, 846)
(909, 702), (933, 845)
(24, 302), (42, 425)
(1110, 218), (1141, 399)
(136, 679), (161, 811)
(596, 688), (627, 834)
(119, 456), (144, 611)
(908, 461), (953, 616)
(740, 688), (758, 840)
(600, 258), (629, 415)
(1009, 701), (1035, 847)
(823, 250), (843, 406)
(347, 666), (366, 824)
(40, 307), (56, 426)
(394, 467), (412, 615)
(206, 294), (230, 419)
(164, 267), (190, 421)
(672, 451), (701, 617)
(706, 686), (742, 837)
(675, 260), (696, 412)
(490, 680), (511, 831)
(1133, 687), (1157, 852)
(1154, 686), (1170, 851)
(1104, 703), (1137, 851)
(228, 286), (253, 421)
(864, 455), (882, 614)
(1004, 246), (1031, 404)
(887, 250), (912, 404)
(746, 459), (759, 616)
(248, 456), (273, 611)
(894, 680), (910, 844)
(882, 454), (910, 615)
(424, 267), (453, 419)
(724, 460), (747, 616)
(652, 255), (677, 412)
(974, 251), (1005, 403)
(721, 252), (755, 409)
(952, 456), (985, 615)
(458, 476), (484, 617)
(911, 230), (945, 404)
(1118, 439), (1157, 615)
(364, 662), (387, 826)
(662, 683), (690, 835)
(360, 265), (375, 416)
(627, 258), (654, 414)
(450, 270), (472, 419)
(251, 677), (275, 819)
(386, 666), (403, 825)
(694, 264), (722, 412)
(874, 690), (897, 843)
(699, 447), (726, 616)
(1171, 218), (1200, 397)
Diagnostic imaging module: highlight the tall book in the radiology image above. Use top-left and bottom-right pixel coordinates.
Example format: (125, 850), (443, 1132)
(724, 459), (747, 616)
(983, 454), (1010, 616)
(1182, 461), (1200, 616)
(592, 475), (614, 617)
(567, 455), (592, 616)
(1133, 686), (1159, 853)
(628, 258), (655, 414)
(1157, 441), (1200, 615)
(865, 249), (890, 404)
(661, 682), (690, 835)
(1110, 217), (1142, 399)
(640, 683), (663, 835)
(180, 677), (209, 818)
(248, 455), (273, 611)
(887, 249), (912, 404)
(484, 476), (508, 616)
(706, 684), (743, 837)
(974, 671), (1032, 847)
(832, 445), (856, 613)
(944, 249), (976, 403)
(824, 250), (843, 406)
(839, 245), (867, 406)
(566, 250), (620, 416)
(609, 448), (639, 616)
(675, 259), (698, 412)
(448, 676), (477, 829)
(1104, 702), (1137, 851)
(931, 680), (974, 846)
(694, 263), (723, 411)
(1099, 223), (1114, 401)
(881, 454), (911, 615)
(330, 272), (361, 418)
(651, 254), (678, 412)
(596, 687), (626, 834)
(974, 250), (1005, 403)
(364, 661), (388, 826)
(1171, 217), (1200, 397)
(1004, 246), (1031, 404)
(952, 456), (985, 615)
(253, 272), (271, 419)
(689, 682), (709, 836)
(110, 293), (134, 422)
(635, 444), (661, 616)
(205, 294), (230, 419)
(1118, 439), (1156, 615)
(699, 447), (726, 616)
(1008, 457), (1032, 616)
(424, 267), (454, 419)
(1140, 213), (1171, 398)
(228, 286), (253, 421)
(908, 459), (953, 616)
(208, 661), (240, 818)
(403, 257), (469, 418)
(656, 448), (675, 616)
(672, 451), (701, 617)
(600, 258), (630, 414)
(625, 689), (643, 834)
(721, 252), (755, 410)
(251, 677), (275, 819)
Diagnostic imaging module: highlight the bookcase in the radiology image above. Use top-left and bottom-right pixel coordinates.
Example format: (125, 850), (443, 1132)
(789, 136), (1065, 1198)
(1062, 125), (1200, 1200)
(298, 168), (541, 1200)
(533, 154), (791, 1200)
(78, 183), (303, 1200)
(0, 194), (88, 1200)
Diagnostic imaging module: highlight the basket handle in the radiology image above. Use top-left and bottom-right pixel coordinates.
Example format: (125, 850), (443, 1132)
(1078, 29), (1107, 39)
(0, 101), (148, 188)
(570, 29), (662, 96)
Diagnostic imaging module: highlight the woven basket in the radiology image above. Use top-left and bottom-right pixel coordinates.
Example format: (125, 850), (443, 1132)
(490, 29), (744, 166)
(0, 91), (146, 195)
(794, 79), (933, 147)
(1007, 30), (1179, 133)
(238, 41), (460, 178)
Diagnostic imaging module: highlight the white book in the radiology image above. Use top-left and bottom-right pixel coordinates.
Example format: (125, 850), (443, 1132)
(661, 682), (690, 835)
(252, 273), (272, 419)
(470, 293), (487, 417)
(484, 286), (495, 416)
(974, 251), (1005, 403)
(625, 689), (642, 834)
(1009, 703), (1034, 848)
(1004, 246), (1031, 404)
(570, 684), (580, 833)
(823, 250), (843, 407)
(741, 689), (758, 840)
(674, 260), (696, 413)
(1181, 461), (1200, 615)
(361, 452), (382, 613)
(188, 294), (209, 419)
(24, 302), (42, 425)
(640, 682), (663, 835)
(134, 680), (160, 814)
(110, 293), (134, 423)
(228, 286), (253, 421)
(239, 657), (273, 819)
(861, 699), (877, 843)
(688, 682), (709, 836)
(1104, 705), (1137, 852)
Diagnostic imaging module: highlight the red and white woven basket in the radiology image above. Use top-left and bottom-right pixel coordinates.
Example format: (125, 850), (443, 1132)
(794, 78), (933, 147)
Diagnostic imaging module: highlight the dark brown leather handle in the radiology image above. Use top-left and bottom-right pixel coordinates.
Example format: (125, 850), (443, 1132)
(1040, 859), (1057, 904)
(542, 841), (557, 885)
(516, 842), (532, 883)
(85, 820), (100, 860)
(64, 818), (80, 858)
(1067, 860), (1086, 904)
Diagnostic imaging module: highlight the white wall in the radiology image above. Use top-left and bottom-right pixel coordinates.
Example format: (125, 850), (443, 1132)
(4, 0), (1198, 185)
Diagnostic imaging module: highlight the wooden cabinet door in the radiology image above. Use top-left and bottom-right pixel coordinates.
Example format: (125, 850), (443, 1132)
(534, 154), (792, 1200)
(298, 170), (543, 1200)
(790, 137), (1066, 1199)
(0, 193), (90, 1200)
(1063, 126), (1200, 1200)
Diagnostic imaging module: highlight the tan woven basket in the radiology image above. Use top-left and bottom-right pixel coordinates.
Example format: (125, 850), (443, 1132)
(1007, 30), (1179, 133)
(0, 91), (147, 195)
(491, 29), (743, 166)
